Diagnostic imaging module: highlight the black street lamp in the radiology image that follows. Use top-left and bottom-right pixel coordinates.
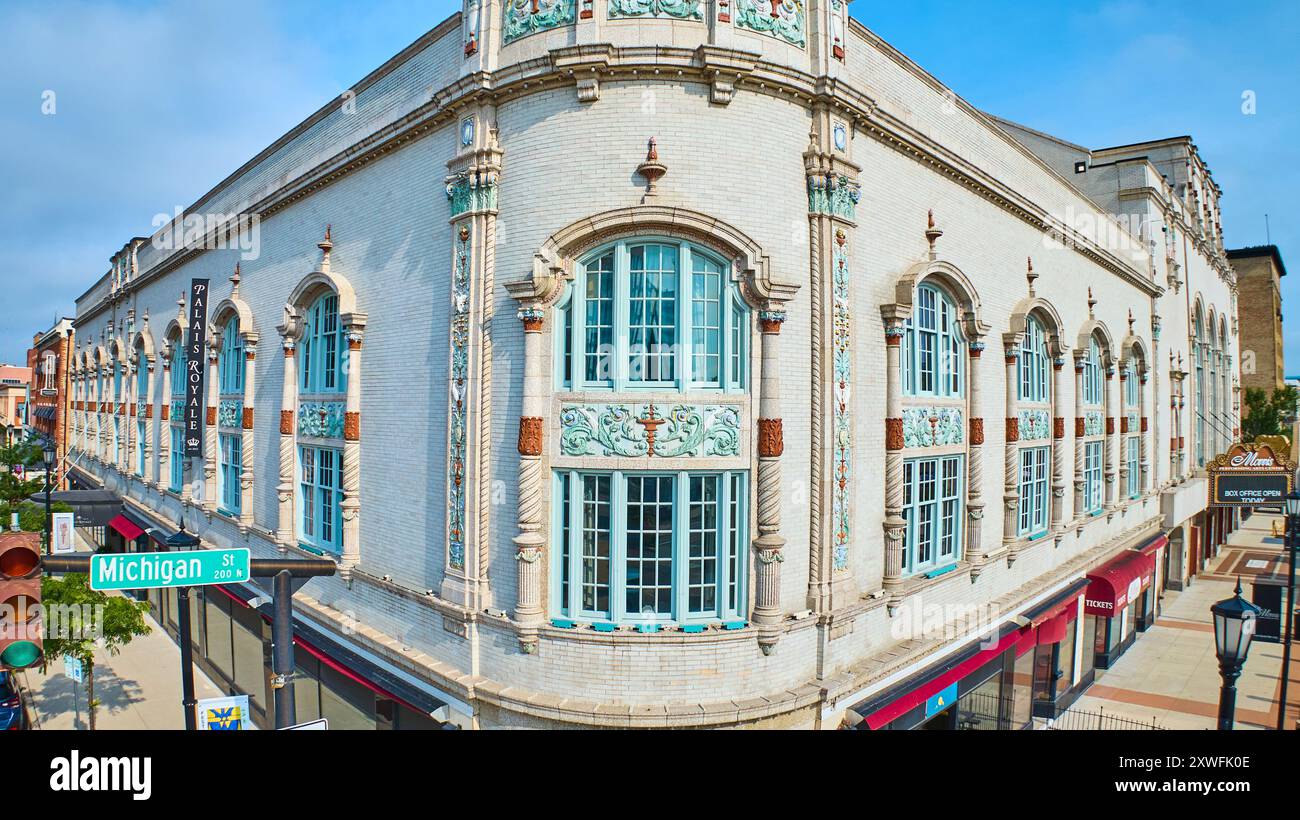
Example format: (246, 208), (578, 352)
(1212, 579), (1262, 730)
(1278, 491), (1300, 731)
(41, 438), (56, 556)
(164, 522), (201, 731)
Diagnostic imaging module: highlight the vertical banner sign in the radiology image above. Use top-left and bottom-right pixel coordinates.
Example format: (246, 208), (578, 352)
(185, 279), (210, 457)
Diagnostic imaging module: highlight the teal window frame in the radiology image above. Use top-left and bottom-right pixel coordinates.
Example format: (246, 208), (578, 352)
(169, 425), (185, 493)
(902, 283), (965, 398)
(135, 421), (146, 477)
(1125, 436), (1140, 499)
(170, 344), (186, 397)
(300, 294), (347, 396)
(135, 355), (149, 404)
(1083, 440), (1103, 514)
(1018, 446), (1050, 538)
(219, 318), (244, 394)
(551, 469), (748, 625)
(1194, 310), (1206, 466)
(555, 238), (748, 393)
(298, 444), (343, 554)
(1018, 316), (1050, 403)
(1082, 339), (1103, 406)
(220, 433), (242, 516)
(900, 454), (964, 576)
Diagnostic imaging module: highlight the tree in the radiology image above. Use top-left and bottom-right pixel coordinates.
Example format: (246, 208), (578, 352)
(41, 574), (151, 731)
(1242, 386), (1300, 442)
(0, 438), (43, 509)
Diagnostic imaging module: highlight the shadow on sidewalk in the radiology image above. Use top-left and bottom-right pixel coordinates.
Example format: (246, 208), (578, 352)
(35, 666), (147, 728)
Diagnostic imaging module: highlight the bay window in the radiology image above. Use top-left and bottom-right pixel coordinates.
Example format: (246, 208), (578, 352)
(552, 470), (747, 625)
(901, 455), (963, 575)
(556, 239), (748, 392)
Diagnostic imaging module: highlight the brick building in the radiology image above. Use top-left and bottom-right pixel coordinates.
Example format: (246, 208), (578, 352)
(0, 365), (32, 448)
(1226, 245), (1286, 396)
(64, 3), (1242, 729)
(25, 319), (75, 486)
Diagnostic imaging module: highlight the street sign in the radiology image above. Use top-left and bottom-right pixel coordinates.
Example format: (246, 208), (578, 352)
(197, 695), (253, 730)
(89, 548), (250, 592)
(62, 655), (83, 683)
(281, 718), (328, 731)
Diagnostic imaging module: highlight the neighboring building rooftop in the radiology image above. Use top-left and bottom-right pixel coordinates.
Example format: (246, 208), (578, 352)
(1226, 245), (1287, 278)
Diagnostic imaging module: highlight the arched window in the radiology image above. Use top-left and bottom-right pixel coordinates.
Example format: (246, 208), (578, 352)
(1018, 316), (1050, 403)
(1082, 339), (1103, 406)
(170, 343), (185, 397)
(1124, 359), (1140, 499)
(1194, 307), (1206, 466)
(219, 318), (244, 394)
(135, 352), (149, 476)
(168, 341), (185, 493)
(557, 238), (748, 392)
(300, 293), (346, 395)
(903, 283), (964, 397)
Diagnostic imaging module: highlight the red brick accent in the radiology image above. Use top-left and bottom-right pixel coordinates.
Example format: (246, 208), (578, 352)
(146, 405), (153, 420)
(1006, 417), (1020, 443)
(1121, 417), (1130, 434)
(970, 418), (985, 446)
(1054, 417), (1066, 440)
(1075, 418), (1085, 438)
(206, 407), (217, 426)
(1106, 417), (1115, 435)
(243, 408), (254, 430)
(161, 406), (169, 422)
(1141, 417), (1149, 433)
(280, 411), (294, 436)
(344, 412), (360, 442)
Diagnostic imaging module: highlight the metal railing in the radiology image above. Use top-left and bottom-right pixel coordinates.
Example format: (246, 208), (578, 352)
(1043, 705), (1165, 730)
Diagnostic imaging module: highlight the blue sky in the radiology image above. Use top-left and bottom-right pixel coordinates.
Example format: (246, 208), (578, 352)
(2, 0), (1296, 376)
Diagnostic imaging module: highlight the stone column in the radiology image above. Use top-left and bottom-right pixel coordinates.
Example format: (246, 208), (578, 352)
(881, 313), (907, 604)
(1104, 365), (1118, 512)
(239, 341), (257, 531)
(1139, 372), (1150, 492)
(1150, 313), (1162, 487)
(143, 355), (156, 486)
(1051, 356), (1067, 532)
(754, 309), (789, 651)
(1072, 354), (1086, 521)
(123, 357), (136, 479)
(159, 348), (172, 488)
(339, 321), (366, 579)
(966, 339), (987, 572)
(512, 306), (547, 654)
(1118, 366), (1131, 502)
(276, 334), (298, 553)
(1002, 336), (1020, 551)
(203, 339), (220, 513)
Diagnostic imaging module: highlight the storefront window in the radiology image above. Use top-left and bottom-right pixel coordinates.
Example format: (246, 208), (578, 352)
(204, 592), (235, 683)
(1011, 647), (1034, 729)
(231, 604), (268, 716)
(1056, 620), (1077, 698)
(955, 673), (1004, 730)
(319, 664), (376, 730)
(1080, 615), (1098, 681)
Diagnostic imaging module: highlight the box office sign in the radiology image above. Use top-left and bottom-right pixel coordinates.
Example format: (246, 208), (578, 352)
(184, 279), (210, 457)
(1208, 443), (1296, 507)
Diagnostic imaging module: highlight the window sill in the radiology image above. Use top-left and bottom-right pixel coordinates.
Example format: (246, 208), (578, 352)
(549, 618), (749, 635)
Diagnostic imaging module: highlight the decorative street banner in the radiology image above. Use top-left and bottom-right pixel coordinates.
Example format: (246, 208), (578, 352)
(1208, 443), (1296, 507)
(51, 512), (76, 555)
(185, 279), (210, 457)
(197, 694), (253, 730)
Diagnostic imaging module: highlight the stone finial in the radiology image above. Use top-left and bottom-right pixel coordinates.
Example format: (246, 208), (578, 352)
(636, 138), (667, 202)
(231, 262), (242, 295)
(1026, 257), (1038, 296)
(925, 210), (943, 260)
(1087, 287), (1097, 318)
(1128, 309), (1135, 334)
(319, 226), (334, 273)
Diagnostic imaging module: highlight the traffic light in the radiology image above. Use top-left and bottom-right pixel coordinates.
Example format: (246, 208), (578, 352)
(0, 532), (42, 670)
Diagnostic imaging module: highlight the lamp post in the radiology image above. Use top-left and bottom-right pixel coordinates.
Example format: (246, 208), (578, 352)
(41, 438), (56, 556)
(1278, 491), (1299, 731)
(1211, 579), (1262, 730)
(164, 523), (201, 731)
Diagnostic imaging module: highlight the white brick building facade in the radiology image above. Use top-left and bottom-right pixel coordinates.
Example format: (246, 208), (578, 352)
(65, 3), (1240, 729)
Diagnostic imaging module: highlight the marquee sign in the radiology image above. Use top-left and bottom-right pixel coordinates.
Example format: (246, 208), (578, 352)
(1207, 443), (1296, 507)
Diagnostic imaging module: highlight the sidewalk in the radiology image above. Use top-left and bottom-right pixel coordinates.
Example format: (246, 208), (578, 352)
(1067, 510), (1297, 729)
(19, 600), (224, 731)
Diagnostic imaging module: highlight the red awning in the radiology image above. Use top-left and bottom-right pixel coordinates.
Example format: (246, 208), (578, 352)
(863, 628), (1027, 729)
(1138, 533), (1169, 556)
(1085, 550), (1155, 617)
(1037, 610), (1072, 645)
(108, 514), (144, 541)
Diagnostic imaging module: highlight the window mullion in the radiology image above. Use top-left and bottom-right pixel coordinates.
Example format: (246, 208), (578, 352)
(567, 471), (580, 617)
(616, 244), (630, 391)
(572, 267), (587, 390)
(679, 244), (690, 390)
(611, 470), (626, 623)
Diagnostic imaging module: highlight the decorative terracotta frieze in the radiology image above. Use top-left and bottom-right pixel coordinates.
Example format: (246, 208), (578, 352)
(280, 411), (294, 436)
(1005, 417), (1020, 443)
(1054, 417), (1066, 440)
(243, 408), (254, 430)
(344, 412), (360, 442)
(885, 418), (904, 451)
(758, 418), (784, 457)
(970, 417), (985, 446)
(518, 416), (544, 456)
